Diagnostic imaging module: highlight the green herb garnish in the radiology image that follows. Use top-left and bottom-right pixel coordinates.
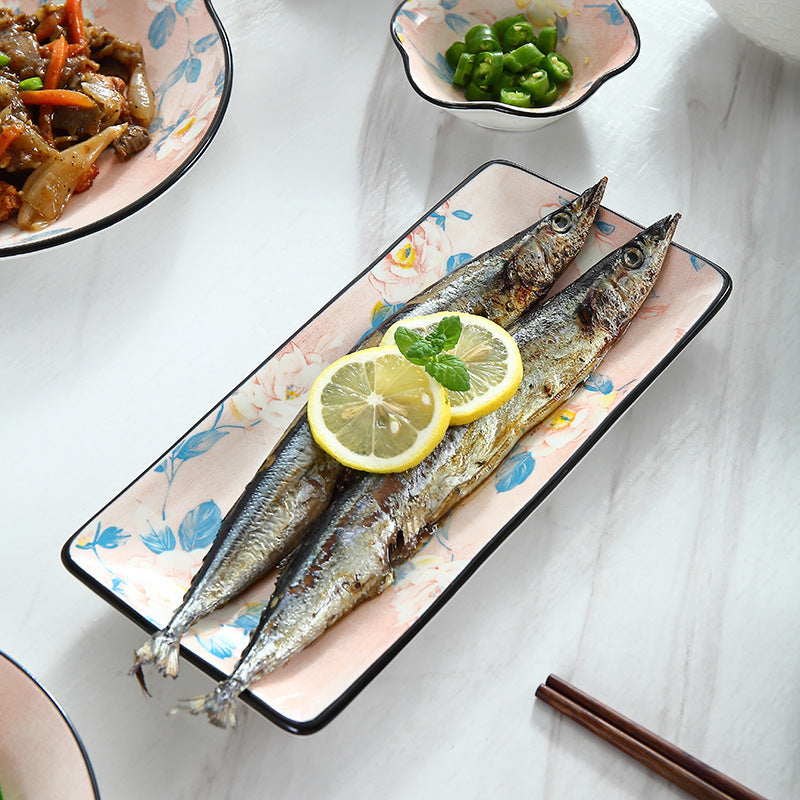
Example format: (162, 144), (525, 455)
(394, 315), (470, 392)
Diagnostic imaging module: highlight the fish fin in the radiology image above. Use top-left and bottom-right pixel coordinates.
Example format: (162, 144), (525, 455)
(130, 651), (152, 696)
(129, 631), (181, 682)
(173, 682), (240, 729)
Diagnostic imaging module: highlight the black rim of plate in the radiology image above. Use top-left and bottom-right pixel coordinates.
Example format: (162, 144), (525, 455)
(61, 159), (733, 736)
(0, 650), (101, 798)
(0, 0), (233, 259)
(389, 0), (641, 121)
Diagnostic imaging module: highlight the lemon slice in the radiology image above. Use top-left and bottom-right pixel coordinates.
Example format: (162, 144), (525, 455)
(307, 345), (451, 473)
(381, 312), (523, 425)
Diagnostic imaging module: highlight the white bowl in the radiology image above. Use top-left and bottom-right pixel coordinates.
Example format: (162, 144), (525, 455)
(390, 0), (640, 132)
(0, 651), (99, 800)
(706, 0), (800, 61)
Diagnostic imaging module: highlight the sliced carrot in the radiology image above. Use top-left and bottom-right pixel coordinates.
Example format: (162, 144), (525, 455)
(40, 40), (86, 57)
(45, 36), (68, 89)
(0, 125), (23, 160)
(39, 35), (69, 143)
(20, 89), (96, 109)
(64, 0), (87, 51)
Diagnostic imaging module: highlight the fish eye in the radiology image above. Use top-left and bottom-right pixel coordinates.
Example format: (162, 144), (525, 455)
(551, 212), (573, 233)
(623, 246), (644, 269)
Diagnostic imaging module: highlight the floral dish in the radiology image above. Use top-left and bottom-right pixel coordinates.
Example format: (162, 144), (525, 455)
(0, 650), (99, 799)
(391, 0), (640, 131)
(0, 0), (231, 256)
(62, 161), (731, 734)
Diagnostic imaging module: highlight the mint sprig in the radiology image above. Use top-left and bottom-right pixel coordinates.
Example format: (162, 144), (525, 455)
(394, 316), (470, 392)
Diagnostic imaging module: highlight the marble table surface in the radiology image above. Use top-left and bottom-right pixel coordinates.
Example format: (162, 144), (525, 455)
(1, 0), (798, 797)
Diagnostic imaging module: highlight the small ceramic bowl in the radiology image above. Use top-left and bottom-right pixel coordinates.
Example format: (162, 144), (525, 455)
(0, 0), (232, 256)
(0, 651), (99, 800)
(390, 0), (639, 132)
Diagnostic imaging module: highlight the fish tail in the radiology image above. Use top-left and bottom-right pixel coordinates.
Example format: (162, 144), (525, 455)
(174, 679), (243, 729)
(129, 630), (181, 688)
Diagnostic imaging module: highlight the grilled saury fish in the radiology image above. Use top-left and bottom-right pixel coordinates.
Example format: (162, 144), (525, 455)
(178, 213), (680, 727)
(130, 180), (606, 686)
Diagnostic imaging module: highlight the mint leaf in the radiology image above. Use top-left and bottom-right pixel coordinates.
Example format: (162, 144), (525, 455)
(394, 316), (470, 393)
(394, 326), (423, 357)
(426, 330), (447, 352)
(405, 338), (440, 364)
(426, 353), (470, 392)
(435, 316), (462, 351)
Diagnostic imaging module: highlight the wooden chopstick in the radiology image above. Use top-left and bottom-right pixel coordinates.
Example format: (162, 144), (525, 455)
(535, 675), (768, 800)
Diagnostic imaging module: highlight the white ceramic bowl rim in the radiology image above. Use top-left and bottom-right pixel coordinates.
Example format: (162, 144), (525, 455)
(0, 0), (233, 259)
(0, 650), (100, 799)
(390, 0), (641, 120)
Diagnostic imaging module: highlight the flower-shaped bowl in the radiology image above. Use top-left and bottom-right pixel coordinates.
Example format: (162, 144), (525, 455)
(0, 651), (99, 799)
(0, 0), (232, 256)
(390, 0), (639, 132)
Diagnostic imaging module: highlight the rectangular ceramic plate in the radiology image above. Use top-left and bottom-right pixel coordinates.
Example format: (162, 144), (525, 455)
(62, 161), (731, 734)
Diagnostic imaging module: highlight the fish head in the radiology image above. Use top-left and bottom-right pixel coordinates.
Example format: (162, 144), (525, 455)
(505, 177), (608, 307)
(578, 213), (680, 337)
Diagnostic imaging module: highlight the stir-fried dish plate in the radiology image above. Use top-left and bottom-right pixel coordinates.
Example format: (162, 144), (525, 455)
(0, 0), (231, 256)
(62, 161), (731, 734)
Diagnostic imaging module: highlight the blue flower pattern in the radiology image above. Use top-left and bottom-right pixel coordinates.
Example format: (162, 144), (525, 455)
(145, 2), (224, 152)
(495, 446), (535, 493)
(77, 399), (257, 635)
(584, 4), (626, 26)
(145, 405), (254, 554)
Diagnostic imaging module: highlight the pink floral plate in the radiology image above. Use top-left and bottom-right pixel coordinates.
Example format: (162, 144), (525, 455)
(0, 650), (99, 799)
(0, 0), (232, 257)
(391, 0), (640, 131)
(62, 161), (732, 734)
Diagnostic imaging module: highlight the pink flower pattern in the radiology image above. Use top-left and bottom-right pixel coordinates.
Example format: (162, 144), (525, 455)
(368, 216), (454, 305)
(229, 330), (348, 430)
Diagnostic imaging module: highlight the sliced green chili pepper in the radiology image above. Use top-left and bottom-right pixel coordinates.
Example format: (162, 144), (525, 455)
(18, 76), (43, 91)
(502, 42), (544, 73)
(472, 51), (503, 87)
(446, 13), (571, 107)
(464, 81), (494, 101)
(464, 24), (500, 54)
(536, 25), (558, 54)
(543, 51), (573, 83)
(452, 52), (475, 87)
(492, 13), (526, 40)
(518, 68), (550, 101)
(501, 20), (536, 51)
(494, 71), (517, 93)
(499, 86), (532, 108)
(536, 80), (560, 107)
(445, 41), (466, 69)
(0, 53), (9, 68)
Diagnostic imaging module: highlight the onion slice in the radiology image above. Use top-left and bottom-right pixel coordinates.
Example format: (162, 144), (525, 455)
(18, 123), (127, 230)
(127, 63), (155, 126)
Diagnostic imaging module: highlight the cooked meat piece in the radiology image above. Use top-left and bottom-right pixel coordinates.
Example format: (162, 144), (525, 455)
(0, 19), (46, 79)
(85, 22), (144, 69)
(0, 179), (21, 221)
(112, 124), (149, 161)
(52, 103), (102, 140)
